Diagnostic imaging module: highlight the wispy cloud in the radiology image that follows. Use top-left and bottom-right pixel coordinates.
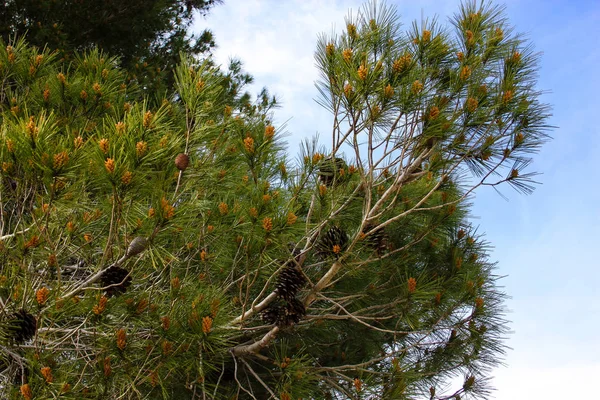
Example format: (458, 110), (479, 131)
(198, 0), (365, 149)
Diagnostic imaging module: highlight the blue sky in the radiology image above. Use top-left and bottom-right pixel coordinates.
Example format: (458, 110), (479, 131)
(197, 1), (600, 398)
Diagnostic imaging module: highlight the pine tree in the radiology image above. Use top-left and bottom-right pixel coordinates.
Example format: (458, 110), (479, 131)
(0, 1), (550, 399)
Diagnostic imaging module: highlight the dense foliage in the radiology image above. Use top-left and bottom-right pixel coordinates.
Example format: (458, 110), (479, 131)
(0, 0), (222, 95)
(0, 1), (550, 399)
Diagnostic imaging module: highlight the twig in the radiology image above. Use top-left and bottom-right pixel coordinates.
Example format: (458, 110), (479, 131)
(239, 358), (278, 399)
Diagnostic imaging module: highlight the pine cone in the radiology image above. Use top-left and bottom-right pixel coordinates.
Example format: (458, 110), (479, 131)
(261, 298), (306, 326)
(175, 153), (190, 171)
(9, 309), (37, 343)
(275, 267), (306, 300)
(318, 157), (348, 187)
(362, 224), (388, 254)
(100, 266), (132, 296)
(283, 298), (306, 325)
(261, 304), (284, 325)
(127, 236), (148, 257)
(315, 226), (348, 259)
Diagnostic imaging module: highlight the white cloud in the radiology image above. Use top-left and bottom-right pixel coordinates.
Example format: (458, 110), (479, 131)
(197, 0), (367, 151)
(196, 1), (474, 151)
(492, 364), (600, 400)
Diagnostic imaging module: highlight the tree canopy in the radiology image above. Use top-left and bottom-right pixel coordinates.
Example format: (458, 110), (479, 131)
(0, 0), (222, 95)
(0, 1), (551, 399)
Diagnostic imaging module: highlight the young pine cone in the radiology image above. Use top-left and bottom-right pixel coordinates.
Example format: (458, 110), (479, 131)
(127, 236), (148, 257)
(175, 153), (190, 171)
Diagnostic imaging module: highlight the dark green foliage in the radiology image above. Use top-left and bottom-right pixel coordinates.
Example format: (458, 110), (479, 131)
(0, 0), (221, 95)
